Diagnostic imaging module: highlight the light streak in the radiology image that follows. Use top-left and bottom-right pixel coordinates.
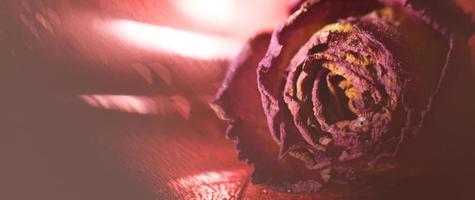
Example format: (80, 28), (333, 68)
(107, 19), (242, 59)
(79, 94), (190, 119)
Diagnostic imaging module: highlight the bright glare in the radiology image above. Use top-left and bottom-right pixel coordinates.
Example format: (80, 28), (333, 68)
(79, 95), (190, 119)
(168, 169), (248, 199)
(80, 95), (158, 115)
(108, 19), (242, 59)
(177, 0), (237, 26)
(175, 0), (287, 38)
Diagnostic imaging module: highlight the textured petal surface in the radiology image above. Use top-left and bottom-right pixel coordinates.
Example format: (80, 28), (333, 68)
(235, 0), (475, 192)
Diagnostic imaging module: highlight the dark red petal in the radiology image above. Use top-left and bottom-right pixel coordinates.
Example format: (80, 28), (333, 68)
(257, 0), (381, 155)
(287, 0), (306, 14)
(378, 0), (475, 35)
(211, 33), (287, 183)
(212, 32), (325, 191)
(214, 0), (475, 194)
(212, 32), (273, 145)
(252, 0), (384, 191)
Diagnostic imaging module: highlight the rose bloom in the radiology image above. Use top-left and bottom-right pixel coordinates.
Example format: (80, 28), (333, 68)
(212, 0), (475, 194)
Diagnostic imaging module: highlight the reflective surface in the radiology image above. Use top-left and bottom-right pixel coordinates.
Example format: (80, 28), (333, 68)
(1, 0), (475, 199)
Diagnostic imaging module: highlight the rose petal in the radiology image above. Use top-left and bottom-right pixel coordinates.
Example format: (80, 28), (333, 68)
(257, 0), (381, 156)
(255, 0), (382, 189)
(213, 0), (475, 194)
(211, 33), (284, 181)
(255, 0), (474, 191)
(379, 0), (475, 35)
(212, 32), (325, 189)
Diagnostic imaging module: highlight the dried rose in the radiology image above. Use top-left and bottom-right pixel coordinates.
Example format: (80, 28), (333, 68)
(212, 0), (475, 193)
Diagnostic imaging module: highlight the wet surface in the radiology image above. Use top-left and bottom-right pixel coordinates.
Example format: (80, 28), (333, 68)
(0, 1), (288, 199)
(1, 1), (475, 200)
